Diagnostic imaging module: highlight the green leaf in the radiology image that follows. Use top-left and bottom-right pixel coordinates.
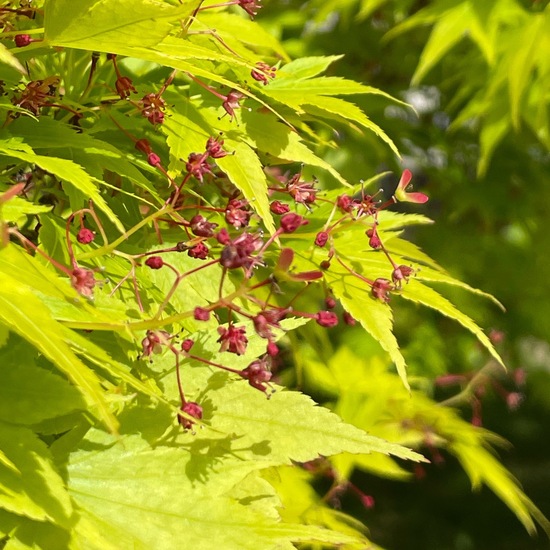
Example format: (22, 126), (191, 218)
(0, 336), (86, 425)
(0, 196), (52, 224)
(454, 441), (550, 537)
(0, 42), (26, 74)
(411, 2), (472, 85)
(266, 75), (404, 109)
(330, 263), (409, 390)
(66, 431), (369, 549)
(61, 326), (171, 405)
(243, 108), (351, 186)
(0, 421), (72, 526)
(477, 95), (511, 177)
(8, 117), (160, 200)
(191, 12), (290, 61)
(149, 322), (424, 464)
(0, 450), (19, 475)
(0, 257), (117, 432)
(275, 55), (344, 80)
(382, 234), (505, 310)
(0, 138), (124, 233)
(285, 226), (410, 388)
(507, 13), (546, 128)
(44, 0), (195, 49)
(264, 465), (375, 546)
(1, 515), (70, 550)
(400, 279), (504, 367)
(468, 2), (499, 65)
(154, 35), (254, 70)
(302, 95), (401, 157)
(321, 347), (550, 536)
(358, 0), (389, 20)
(0, 242), (89, 305)
(206, 381), (423, 462)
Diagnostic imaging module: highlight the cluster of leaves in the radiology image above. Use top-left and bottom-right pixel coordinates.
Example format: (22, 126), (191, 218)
(0, 1), (548, 548)
(298, 0), (550, 176)
(258, 0), (550, 546)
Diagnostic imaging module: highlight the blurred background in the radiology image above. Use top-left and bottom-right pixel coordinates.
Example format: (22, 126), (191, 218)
(262, 0), (550, 548)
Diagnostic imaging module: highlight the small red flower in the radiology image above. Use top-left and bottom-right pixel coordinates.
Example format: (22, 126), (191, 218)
(361, 495), (375, 509)
(220, 232), (262, 271)
(205, 135), (228, 159)
(216, 228), (231, 245)
(316, 311), (339, 328)
(178, 401), (203, 430)
(71, 267), (96, 297)
(392, 265), (415, 287)
(253, 308), (289, 340)
(12, 77), (59, 116)
(251, 62), (276, 85)
(135, 138), (161, 167)
(286, 173), (317, 205)
(253, 313), (273, 339)
(337, 194), (355, 212)
(217, 325), (248, 355)
(140, 92), (166, 125)
(238, 0), (262, 18)
(366, 227), (382, 250)
(506, 392), (523, 411)
(270, 200), (290, 215)
(190, 214), (218, 237)
(141, 330), (171, 357)
(222, 90), (245, 122)
(266, 341), (279, 356)
(186, 153), (213, 183)
(241, 358), (272, 393)
(115, 76), (136, 100)
(513, 368), (526, 387)
(371, 278), (393, 303)
(225, 198), (251, 229)
(343, 311), (356, 326)
(489, 329), (505, 345)
(188, 242), (209, 260)
(148, 153), (161, 167)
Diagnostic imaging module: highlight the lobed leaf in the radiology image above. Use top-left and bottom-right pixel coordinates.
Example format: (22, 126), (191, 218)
(44, 0), (195, 49)
(0, 422), (72, 527)
(0, 258), (117, 432)
(0, 138), (124, 232)
(65, 430), (371, 549)
(0, 42), (26, 74)
(0, 336), (86, 425)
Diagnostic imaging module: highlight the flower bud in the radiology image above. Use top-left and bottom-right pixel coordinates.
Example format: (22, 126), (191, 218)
(145, 256), (163, 269)
(77, 228), (95, 244)
(280, 213), (308, 234)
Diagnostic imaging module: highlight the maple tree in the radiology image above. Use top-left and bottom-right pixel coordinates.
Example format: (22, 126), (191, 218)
(0, 1), (548, 548)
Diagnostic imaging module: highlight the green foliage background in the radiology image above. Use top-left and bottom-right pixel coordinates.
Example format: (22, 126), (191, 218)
(261, 0), (550, 548)
(0, 0), (549, 549)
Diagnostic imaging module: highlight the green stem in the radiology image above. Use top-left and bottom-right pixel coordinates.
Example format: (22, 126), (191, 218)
(78, 207), (172, 260)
